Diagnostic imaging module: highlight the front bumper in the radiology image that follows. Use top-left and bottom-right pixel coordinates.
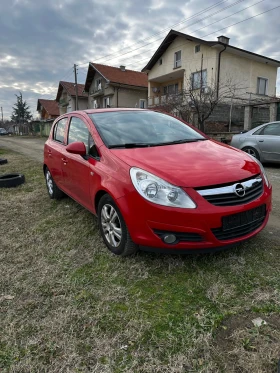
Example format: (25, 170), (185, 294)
(116, 183), (272, 252)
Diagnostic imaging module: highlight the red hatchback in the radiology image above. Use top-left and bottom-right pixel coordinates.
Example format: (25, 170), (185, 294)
(43, 109), (272, 256)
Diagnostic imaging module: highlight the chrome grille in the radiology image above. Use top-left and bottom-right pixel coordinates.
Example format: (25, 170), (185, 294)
(197, 175), (263, 206)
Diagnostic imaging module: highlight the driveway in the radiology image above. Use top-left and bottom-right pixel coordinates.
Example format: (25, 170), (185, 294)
(0, 136), (279, 235)
(0, 136), (45, 162)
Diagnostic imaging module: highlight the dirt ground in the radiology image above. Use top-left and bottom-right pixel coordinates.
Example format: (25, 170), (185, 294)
(0, 136), (45, 162)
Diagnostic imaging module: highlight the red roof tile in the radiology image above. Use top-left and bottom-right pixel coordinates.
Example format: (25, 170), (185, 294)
(37, 99), (59, 116)
(60, 81), (88, 97)
(91, 63), (148, 88)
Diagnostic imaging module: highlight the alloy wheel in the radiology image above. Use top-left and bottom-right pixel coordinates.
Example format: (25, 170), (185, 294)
(101, 204), (122, 247)
(244, 148), (257, 158)
(46, 170), (53, 195)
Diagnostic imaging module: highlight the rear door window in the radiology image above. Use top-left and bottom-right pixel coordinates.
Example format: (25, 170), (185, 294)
(53, 118), (67, 143)
(262, 123), (280, 136)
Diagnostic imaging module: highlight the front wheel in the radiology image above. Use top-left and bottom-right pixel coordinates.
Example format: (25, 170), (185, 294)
(241, 146), (260, 160)
(98, 194), (138, 256)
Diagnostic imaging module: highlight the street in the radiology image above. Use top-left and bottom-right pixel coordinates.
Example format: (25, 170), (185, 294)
(0, 136), (45, 162)
(0, 136), (279, 238)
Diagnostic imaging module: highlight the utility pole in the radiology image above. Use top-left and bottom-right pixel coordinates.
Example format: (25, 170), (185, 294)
(74, 64), (79, 110)
(0, 107), (3, 124)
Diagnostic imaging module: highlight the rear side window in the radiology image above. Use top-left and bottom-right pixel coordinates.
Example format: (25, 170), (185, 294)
(253, 126), (265, 135)
(53, 118), (67, 143)
(263, 123), (280, 136)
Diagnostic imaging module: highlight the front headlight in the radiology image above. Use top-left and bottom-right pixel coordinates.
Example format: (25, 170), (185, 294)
(130, 167), (196, 209)
(247, 155), (269, 186)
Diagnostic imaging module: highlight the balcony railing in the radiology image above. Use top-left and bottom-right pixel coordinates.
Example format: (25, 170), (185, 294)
(90, 87), (104, 97)
(148, 91), (183, 107)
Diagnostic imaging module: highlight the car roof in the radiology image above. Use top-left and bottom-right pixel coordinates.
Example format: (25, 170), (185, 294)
(84, 108), (148, 114)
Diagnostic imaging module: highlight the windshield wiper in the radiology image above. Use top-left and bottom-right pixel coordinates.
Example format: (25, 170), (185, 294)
(108, 143), (155, 149)
(156, 138), (207, 145)
(108, 138), (207, 149)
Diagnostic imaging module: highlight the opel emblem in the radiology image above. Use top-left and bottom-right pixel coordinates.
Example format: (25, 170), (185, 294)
(234, 183), (245, 197)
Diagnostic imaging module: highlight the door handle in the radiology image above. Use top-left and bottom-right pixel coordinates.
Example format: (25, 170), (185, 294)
(61, 158), (68, 164)
(258, 140), (264, 142)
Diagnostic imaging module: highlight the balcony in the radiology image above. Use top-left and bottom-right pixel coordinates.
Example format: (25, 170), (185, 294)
(148, 91), (183, 107)
(90, 87), (104, 97)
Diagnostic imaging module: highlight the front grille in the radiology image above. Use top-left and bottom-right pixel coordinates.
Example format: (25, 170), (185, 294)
(197, 175), (263, 206)
(153, 229), (204, 242)
(212, 216), (266, 241)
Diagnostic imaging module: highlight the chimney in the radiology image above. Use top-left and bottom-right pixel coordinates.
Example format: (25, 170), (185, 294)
(217, 35), (230, 45)
(120, 65), (126, 72)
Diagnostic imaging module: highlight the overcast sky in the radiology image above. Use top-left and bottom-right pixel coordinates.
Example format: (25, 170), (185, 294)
(0, 0), (280, 119)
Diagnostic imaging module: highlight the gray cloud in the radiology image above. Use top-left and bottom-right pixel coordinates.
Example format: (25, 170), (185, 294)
(0, 0), (279, 119)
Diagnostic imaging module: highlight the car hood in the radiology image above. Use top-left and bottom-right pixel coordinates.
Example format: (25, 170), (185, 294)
(109, 140), (260, 188)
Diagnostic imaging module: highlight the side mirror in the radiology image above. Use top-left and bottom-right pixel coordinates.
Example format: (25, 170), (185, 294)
(66, 141), (86, 156)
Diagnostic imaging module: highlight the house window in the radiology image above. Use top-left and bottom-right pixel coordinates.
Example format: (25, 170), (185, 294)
(192, 70), (207, 90)
(159, 58), (163, 65)
(195, 45), (200, 53)
(95, 78), (102, 91)
(174, 51), (181, 68)
(163, 84), (178, 95)
(104, 97), (110, 108)
(139, 99), (147, 109)
(257, 77), (268, 95)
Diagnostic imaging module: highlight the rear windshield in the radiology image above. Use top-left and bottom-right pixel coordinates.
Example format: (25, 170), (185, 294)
(88, 110), (205, 147)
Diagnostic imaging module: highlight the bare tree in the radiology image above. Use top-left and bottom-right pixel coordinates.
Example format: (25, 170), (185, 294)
(159, 75), (239, 133)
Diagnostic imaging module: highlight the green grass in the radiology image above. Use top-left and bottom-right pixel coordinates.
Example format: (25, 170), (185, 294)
(0, 148), (280, 373)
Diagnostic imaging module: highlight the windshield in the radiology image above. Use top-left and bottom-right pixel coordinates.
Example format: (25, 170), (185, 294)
(88, 111), (205, 148)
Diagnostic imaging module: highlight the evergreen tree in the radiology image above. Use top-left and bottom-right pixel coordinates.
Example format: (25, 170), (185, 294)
(11, 92), (32, 123)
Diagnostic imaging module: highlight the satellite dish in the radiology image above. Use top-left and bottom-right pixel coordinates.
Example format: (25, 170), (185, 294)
(152, 87), (159, 93)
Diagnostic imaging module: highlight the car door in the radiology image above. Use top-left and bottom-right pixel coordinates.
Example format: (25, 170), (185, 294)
(62, 115), (98, 211)
(257, 122), (280, 162)
(47, 116), (68, 189)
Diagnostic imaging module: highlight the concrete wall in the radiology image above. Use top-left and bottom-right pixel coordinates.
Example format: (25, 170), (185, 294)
(117, 88), (148, 108)
(252, 106), (270, 126)
(219, 52), (278, 98)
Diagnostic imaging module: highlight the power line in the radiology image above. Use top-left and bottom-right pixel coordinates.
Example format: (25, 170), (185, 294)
(77, 0), (248, 67)
(76, 0), (230, 66)
(124, 2), (279, 70)
(123, 0), (266, 66)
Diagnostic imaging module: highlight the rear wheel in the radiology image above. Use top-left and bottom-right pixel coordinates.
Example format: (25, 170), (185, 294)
(98, 194), (138, 256)
(241, 146), (260, 160)
(45, 167), (64, 199)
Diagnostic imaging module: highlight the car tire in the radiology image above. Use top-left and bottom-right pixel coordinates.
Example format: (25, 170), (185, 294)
(0, 158), (8, 165)
(0, 173), (25, 188)
(241, 146), (260, 160)
(98, 194), (138, 256)
(45, 167), (64, 200)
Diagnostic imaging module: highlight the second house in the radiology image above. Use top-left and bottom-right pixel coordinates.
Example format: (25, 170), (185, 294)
(84, 63), (148, 109)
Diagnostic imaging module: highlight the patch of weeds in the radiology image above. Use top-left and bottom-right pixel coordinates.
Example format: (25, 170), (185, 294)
(0, 343), (14, 369)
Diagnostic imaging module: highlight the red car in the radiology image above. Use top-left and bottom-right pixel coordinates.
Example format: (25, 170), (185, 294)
(43, 109), (272, 256)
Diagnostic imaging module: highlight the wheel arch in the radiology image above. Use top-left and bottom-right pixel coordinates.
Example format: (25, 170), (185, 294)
(94, 190), (109, 214)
